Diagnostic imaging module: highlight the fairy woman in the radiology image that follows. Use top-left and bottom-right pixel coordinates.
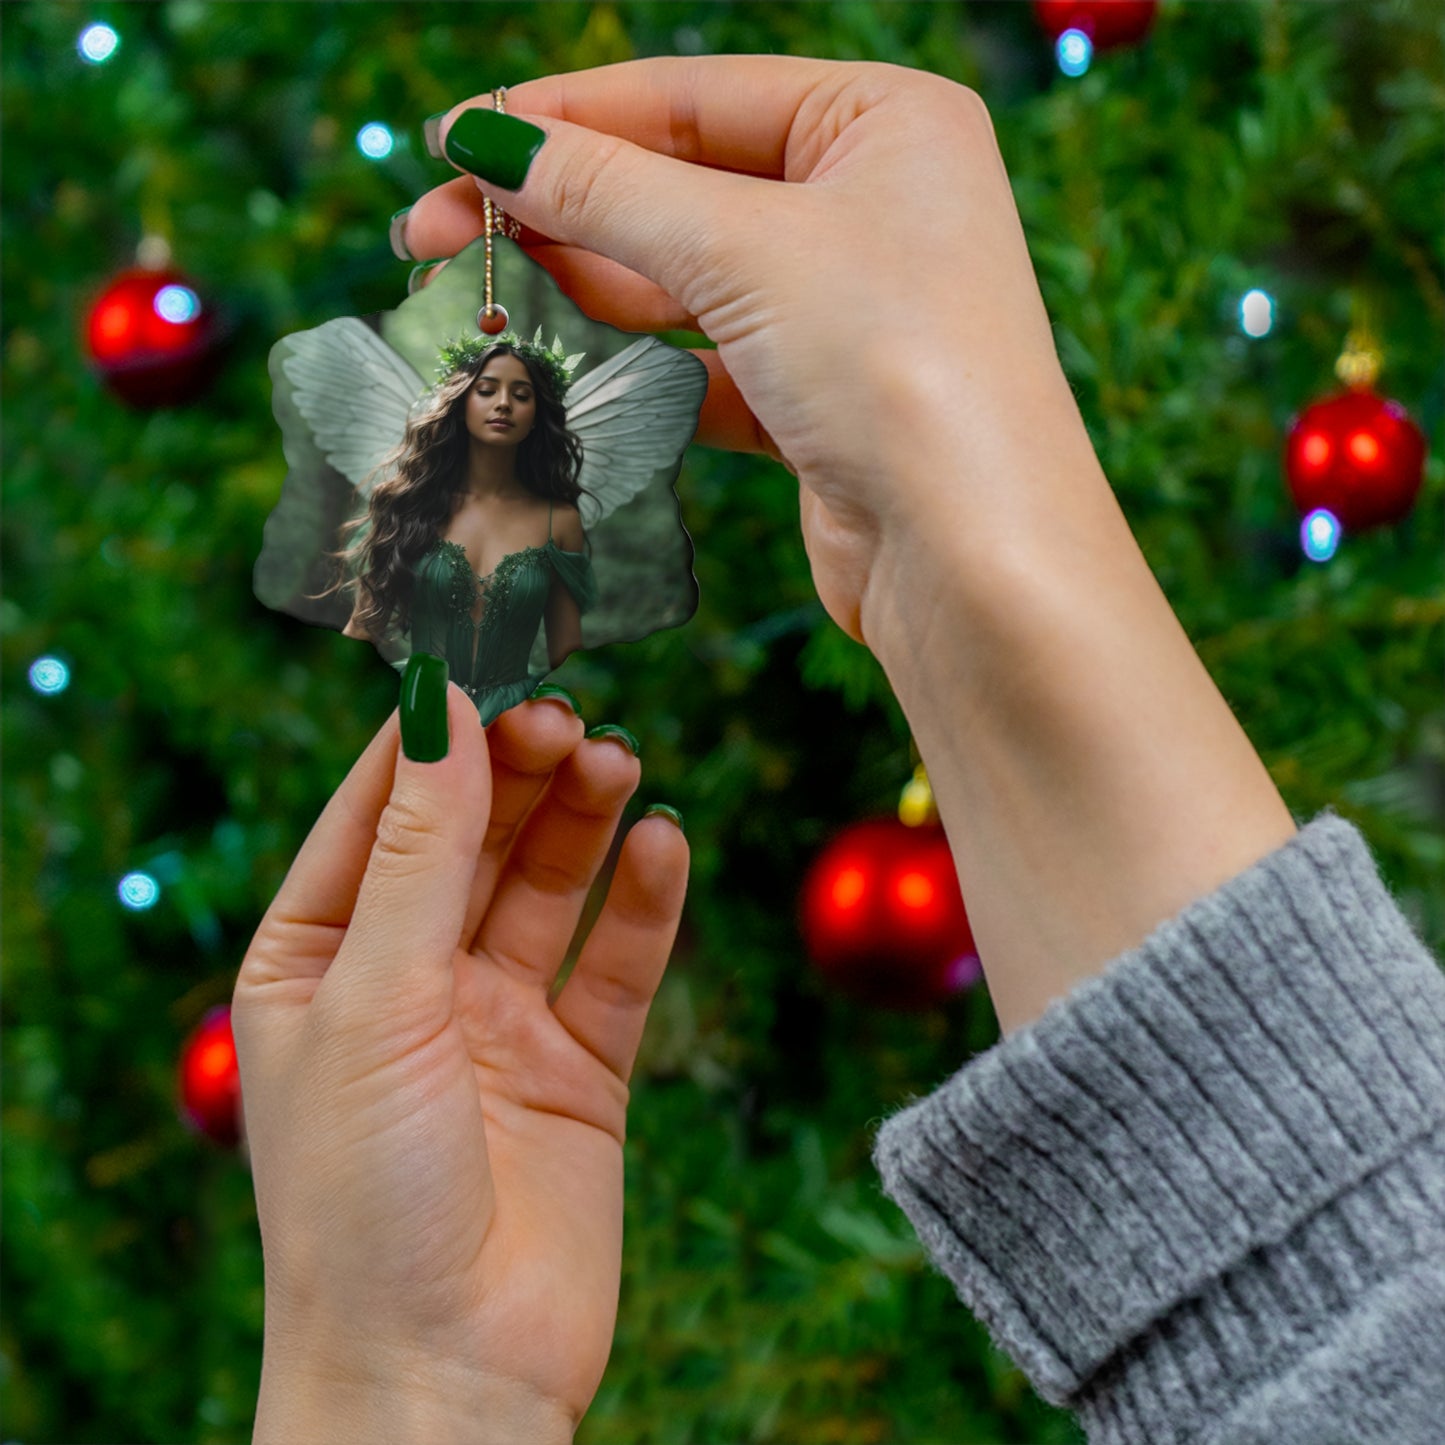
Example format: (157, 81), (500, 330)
(332, 331), (598, 724)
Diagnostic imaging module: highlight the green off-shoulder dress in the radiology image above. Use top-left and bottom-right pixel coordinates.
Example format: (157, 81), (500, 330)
(409, 502), (598, 725)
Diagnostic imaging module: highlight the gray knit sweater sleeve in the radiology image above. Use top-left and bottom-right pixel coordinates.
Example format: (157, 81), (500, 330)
(871, 811), (1445, 1444)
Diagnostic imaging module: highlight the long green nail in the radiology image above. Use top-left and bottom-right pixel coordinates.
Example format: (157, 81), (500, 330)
(400, 653), (449, 762)
(443, 106), (546, 191)
(644, 804), (684, 834)
(531, 683), (582, 716)
(585, 723), (639, 756)
(388, 206), (413, 261)
(407, 259), (447, 295)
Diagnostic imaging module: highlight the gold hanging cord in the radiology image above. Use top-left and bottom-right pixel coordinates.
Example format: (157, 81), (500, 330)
(478, 87), (510, 330)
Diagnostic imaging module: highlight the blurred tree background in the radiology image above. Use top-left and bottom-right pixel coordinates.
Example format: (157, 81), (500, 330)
(2, 2), (1440, 1442)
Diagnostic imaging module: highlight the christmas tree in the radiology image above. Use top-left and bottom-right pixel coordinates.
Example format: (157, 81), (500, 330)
(3, 3), (1440, 1441)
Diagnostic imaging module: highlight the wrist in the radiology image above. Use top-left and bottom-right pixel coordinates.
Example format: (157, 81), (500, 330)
(254, 1337), (575, 1445)
(858, 365), (1114, 676)
(856, 397), (1294, 1035)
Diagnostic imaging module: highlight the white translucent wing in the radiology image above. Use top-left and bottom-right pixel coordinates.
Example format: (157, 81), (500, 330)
(278, 316), (426, 496)
(564, 337), (708, 529)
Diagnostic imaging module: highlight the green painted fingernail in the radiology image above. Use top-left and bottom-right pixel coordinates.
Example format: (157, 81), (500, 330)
(443, 106), (546, 191)
(531, 683), (582, 716)
(644, 804), (684, 834)
(400, 653), (449, 762)
(585, 723), (639, 756)
(388, 206), (413, 261)
(407, 259), (447, 295)
(423, 112), (446, 160)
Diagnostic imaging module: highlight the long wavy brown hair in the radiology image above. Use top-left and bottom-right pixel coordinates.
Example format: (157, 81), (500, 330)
(315, 343), (587, 638)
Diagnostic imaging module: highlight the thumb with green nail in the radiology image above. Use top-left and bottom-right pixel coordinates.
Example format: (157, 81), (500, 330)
(399, 651), (451, 762)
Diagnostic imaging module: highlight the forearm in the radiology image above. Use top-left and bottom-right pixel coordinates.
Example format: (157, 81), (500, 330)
(860, 386), (1296, 1036)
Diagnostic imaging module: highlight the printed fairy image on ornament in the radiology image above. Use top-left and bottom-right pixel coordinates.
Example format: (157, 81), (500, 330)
(256, 233), (707, 724)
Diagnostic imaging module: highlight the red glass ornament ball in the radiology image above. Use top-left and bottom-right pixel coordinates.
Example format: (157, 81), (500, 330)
(799, 817), (980, 1012)
(178, 1005), (242, 1148)
(1284, 388), (1426, 532)
(1033, 0), (1158, 50)
(85, 266), (220, 407)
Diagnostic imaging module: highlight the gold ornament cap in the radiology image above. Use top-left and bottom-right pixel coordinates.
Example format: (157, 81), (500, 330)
(898, 764), (938, 827)
(1334, 329), (1382, 390)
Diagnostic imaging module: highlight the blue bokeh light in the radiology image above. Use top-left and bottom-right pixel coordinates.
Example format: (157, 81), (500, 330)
(154, 284), (201, 324)
(78, 23), (120, 64)
(1240, 289), (1275, 338)
(357, 123), (395, 159)
(119, 872), (161, 910)
(1301, 508), (1341, 563)
(1057, 28), (1093, 77)
(29, 657), (71, 695)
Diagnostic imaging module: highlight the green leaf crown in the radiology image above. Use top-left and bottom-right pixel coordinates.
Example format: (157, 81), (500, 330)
(436, 327), (585, 399)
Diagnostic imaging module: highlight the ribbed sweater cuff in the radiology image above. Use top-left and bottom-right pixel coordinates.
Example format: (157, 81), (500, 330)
(870, 811), (1445, 1421)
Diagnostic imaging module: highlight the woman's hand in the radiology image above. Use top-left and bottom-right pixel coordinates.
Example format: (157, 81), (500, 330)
(401, 57), (1296, 1037)
(401, 57), (1092, 645)
(232, 688), (687, 1441)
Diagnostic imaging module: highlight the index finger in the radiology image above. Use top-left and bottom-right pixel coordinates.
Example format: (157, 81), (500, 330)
(454, 54), (862, 181)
